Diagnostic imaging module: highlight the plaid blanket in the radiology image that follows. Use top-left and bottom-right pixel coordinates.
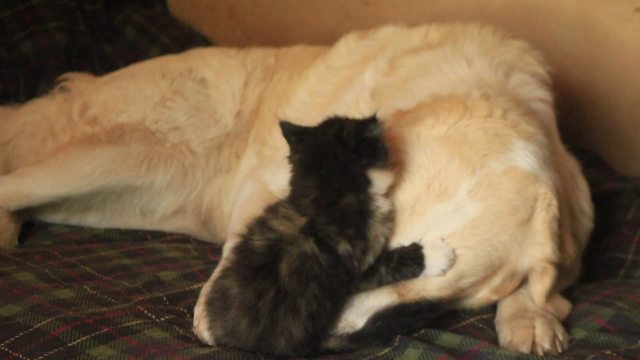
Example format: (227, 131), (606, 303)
(0, 0), (210, 104)
(0, 153), (638, 360)
(1, 1), (639, 359)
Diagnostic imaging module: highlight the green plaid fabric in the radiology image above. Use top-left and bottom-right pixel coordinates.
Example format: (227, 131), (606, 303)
(1, 1), (639, 358)
(1, 226), (219, 359)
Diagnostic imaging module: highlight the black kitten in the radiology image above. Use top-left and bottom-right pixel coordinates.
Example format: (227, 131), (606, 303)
(204, 116), (425, 356)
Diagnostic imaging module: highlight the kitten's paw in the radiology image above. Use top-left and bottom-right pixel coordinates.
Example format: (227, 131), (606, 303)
(392, 243), (425, 278)
(422, 237), (456, 277)
(0, 210), (20, 249)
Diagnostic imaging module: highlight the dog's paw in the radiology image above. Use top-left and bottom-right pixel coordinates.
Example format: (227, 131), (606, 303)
(496, 308), (569, 355)
(422, 237), (456, 277)
(0, 210), (20, 249)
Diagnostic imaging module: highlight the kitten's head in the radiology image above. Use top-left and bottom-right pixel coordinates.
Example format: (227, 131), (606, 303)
(279, 115), (390, 174)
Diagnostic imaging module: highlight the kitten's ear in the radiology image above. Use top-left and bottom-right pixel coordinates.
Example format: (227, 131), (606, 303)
(362, 116), (383, 137)
(279, 121), (307, 146)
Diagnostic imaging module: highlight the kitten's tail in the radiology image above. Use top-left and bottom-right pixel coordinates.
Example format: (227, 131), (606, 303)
(322, 301), (447, 353)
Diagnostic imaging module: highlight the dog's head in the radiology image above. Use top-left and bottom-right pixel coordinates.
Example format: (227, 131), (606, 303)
(382, 98), (578, 305)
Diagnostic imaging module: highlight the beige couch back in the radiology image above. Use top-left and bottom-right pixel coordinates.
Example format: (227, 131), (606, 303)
(169, 0), (640, 176)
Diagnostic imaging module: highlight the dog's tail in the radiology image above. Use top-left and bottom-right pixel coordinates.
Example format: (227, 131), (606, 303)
(322, 301), (448, 353)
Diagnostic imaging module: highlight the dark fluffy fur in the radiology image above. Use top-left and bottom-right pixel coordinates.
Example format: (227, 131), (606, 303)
(204, 116), (425, 356)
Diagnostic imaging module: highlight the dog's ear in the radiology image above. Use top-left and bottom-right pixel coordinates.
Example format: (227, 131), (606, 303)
(279, 121), (307, 147)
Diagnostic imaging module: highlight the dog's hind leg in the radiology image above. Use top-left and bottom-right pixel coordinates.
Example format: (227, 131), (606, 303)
(0, 210), (21, 249)
(0, 144), (148, 212)
(0, 106), (22, 248)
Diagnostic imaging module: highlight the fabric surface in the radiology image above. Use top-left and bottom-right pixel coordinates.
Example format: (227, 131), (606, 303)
(1, 1), (639, 359)
(0, 0), (210, 104)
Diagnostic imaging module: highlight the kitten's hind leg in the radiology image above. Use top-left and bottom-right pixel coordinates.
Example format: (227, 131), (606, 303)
(357, 243), (425, 291)
(193, 176), (281, 345)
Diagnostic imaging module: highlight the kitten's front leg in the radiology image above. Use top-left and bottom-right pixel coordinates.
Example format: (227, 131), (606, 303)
(357, 236), (457, 291)
(357, 243), (425, 291)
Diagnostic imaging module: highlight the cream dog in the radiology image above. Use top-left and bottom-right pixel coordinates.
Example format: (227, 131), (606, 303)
(0, 23), (592, 355)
